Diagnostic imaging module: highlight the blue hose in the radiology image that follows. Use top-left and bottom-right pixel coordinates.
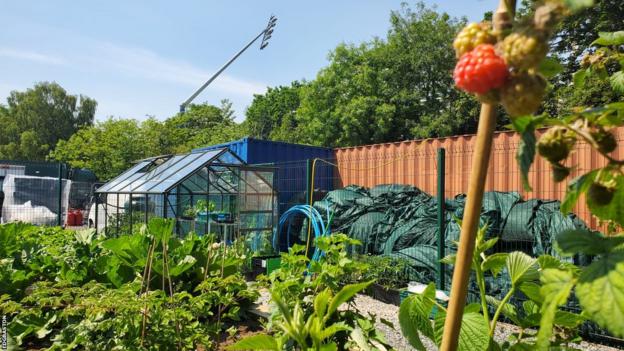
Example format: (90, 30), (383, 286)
(273, 205), (331, 262)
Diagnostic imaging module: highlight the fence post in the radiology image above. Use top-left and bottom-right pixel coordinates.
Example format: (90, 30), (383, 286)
(437, 148), (446, 290)
(57, 163), (63, 227)
(94, 193), (99, 234)
(305, 159), (313, 204)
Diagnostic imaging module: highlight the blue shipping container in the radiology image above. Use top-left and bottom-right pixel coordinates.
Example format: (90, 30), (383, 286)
(193, 138), (335, 214)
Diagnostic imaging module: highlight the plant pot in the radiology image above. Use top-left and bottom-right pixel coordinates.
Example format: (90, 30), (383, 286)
(370, 283), (402, 306)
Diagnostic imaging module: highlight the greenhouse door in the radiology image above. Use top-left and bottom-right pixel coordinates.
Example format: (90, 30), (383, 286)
(238, 166), (277, 252)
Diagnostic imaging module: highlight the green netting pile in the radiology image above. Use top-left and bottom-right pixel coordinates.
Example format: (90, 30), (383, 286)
(310, 184), (588, 288)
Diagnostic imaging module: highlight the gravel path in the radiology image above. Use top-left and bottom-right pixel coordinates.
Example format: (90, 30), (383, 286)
(352, 294), (620, 351)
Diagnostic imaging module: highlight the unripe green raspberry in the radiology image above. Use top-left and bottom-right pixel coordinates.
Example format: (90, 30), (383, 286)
(534, 1), (567, 33)
(591, 129), (617, 154)
(537, 126), (576, 163)
(551, 163), (570, 183)
(500, 29), (549, 70)
(500, 71), (547, 117)
(587, 181), (615, 206)
(453, 22), (496, 58)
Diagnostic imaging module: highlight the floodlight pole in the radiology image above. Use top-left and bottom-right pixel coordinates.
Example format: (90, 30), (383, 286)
(179, 15), (277, 113)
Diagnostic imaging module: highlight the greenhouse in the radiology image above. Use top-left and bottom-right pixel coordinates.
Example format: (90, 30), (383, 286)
(94, 148), (277, 240)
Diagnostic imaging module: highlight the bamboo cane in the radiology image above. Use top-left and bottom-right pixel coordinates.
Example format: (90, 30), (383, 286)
(439, 1), (515, 350)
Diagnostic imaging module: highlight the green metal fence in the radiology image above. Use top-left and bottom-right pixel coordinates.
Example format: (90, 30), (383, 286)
(0, 160), (95, 227)
(265, 146), (622, 348)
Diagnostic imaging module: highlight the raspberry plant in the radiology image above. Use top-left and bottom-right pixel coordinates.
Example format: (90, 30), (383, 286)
(503, 6), (624, 351)
(404, 0), (624, 350)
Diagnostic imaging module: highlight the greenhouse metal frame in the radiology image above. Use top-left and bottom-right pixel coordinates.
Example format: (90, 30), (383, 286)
(95, 148), (277, 240)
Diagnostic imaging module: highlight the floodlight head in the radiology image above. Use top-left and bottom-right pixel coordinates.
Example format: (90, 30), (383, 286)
(260, 14), (277, 50)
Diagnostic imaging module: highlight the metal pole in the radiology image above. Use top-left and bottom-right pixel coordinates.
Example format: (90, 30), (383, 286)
(145, 194), (149, 227)
(437, 148), (446, 291)
(129, 194), (133, 234)
(116, 194), (120, 237)
(57, 163), (63, 226)
(305, 159), (313, 204)
(179, 30), (266, 113)
(94, 194), (99, 234)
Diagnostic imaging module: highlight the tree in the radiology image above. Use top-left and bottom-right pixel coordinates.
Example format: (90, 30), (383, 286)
(246, 82), (305, 142)
(516, 0), (624, 116)
(51, 101), (246, 180)
(0, 82), (96, 160)
(51, 118), (148, 180)
(165, 100), (245, 152)
(292, 2), (481, 147)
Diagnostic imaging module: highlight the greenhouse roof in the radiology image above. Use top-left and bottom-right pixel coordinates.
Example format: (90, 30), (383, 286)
(96, 148), (244, 194)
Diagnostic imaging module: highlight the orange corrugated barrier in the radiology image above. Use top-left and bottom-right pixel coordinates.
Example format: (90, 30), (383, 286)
(334, 127), (624, 231)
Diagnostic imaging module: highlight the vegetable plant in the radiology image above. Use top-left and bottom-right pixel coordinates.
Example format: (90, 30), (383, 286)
(0, 218), (258, 350)
(232, 234), (392, 350)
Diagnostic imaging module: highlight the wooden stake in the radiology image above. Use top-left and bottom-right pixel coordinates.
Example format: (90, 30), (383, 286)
(439, 2), (515, 350)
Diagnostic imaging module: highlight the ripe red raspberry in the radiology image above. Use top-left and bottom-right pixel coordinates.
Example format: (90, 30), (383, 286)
(453, 44), (509, 95)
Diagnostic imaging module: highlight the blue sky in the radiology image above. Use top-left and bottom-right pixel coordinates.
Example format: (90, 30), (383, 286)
(0, 1), (492, 122)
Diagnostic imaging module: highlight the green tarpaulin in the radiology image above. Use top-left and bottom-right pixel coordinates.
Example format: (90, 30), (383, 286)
(306, 184), (587, 287)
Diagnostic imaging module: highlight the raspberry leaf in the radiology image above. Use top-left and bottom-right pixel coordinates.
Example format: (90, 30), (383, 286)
(610, 71), (624, 94)
(572, 68), (588, 88)
(587, 174), (624, 227)
(592, 31), (624, 46)
(576, 249), (624, 337)
(537, 268), (576, 350)
(538, 57), (564, 78)
(399, 282), (436, 350)
(511, 115), (546, 192)
(433, 308), (490, 351)
(560, 170), (598, 214)
(556, 229), (624, 256)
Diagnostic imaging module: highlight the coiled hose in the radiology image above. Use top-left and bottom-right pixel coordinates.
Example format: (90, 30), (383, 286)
(273, 204), (331, 262)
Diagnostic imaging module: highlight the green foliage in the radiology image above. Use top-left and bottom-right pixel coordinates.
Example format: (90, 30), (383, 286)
(51, 101), (245, 180)
(246, 82), (306, 142)
(164, 100), (245, 153)
(0, 82), (96, 160)
(399, 282), (490, 351)
(400, 225), (584, 350)
(0, 224), (104, 300)
(245, 3), (486, 147)
(236, 234), (390, 350)
(355, 254), (411, 289)
(511, 28), (624, 230)
(0, 219), (258, 350)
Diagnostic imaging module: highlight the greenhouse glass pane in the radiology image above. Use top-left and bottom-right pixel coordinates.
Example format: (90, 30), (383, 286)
(116, 154), (190, 192)
(143, 149), (222, 193)
(97, 161), (151, 193)
(216, 152), (242, 164)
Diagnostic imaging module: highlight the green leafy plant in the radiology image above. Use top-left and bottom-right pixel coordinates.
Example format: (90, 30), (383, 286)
(399, 225), (585, 350)
(355, 254), (411, 290)
(0, 218), (258, 350)
(228, 281), (394, 351)
(260, 234), (368, 315)
(508, 26), (624, 347)
(235, 234), (390, 350)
